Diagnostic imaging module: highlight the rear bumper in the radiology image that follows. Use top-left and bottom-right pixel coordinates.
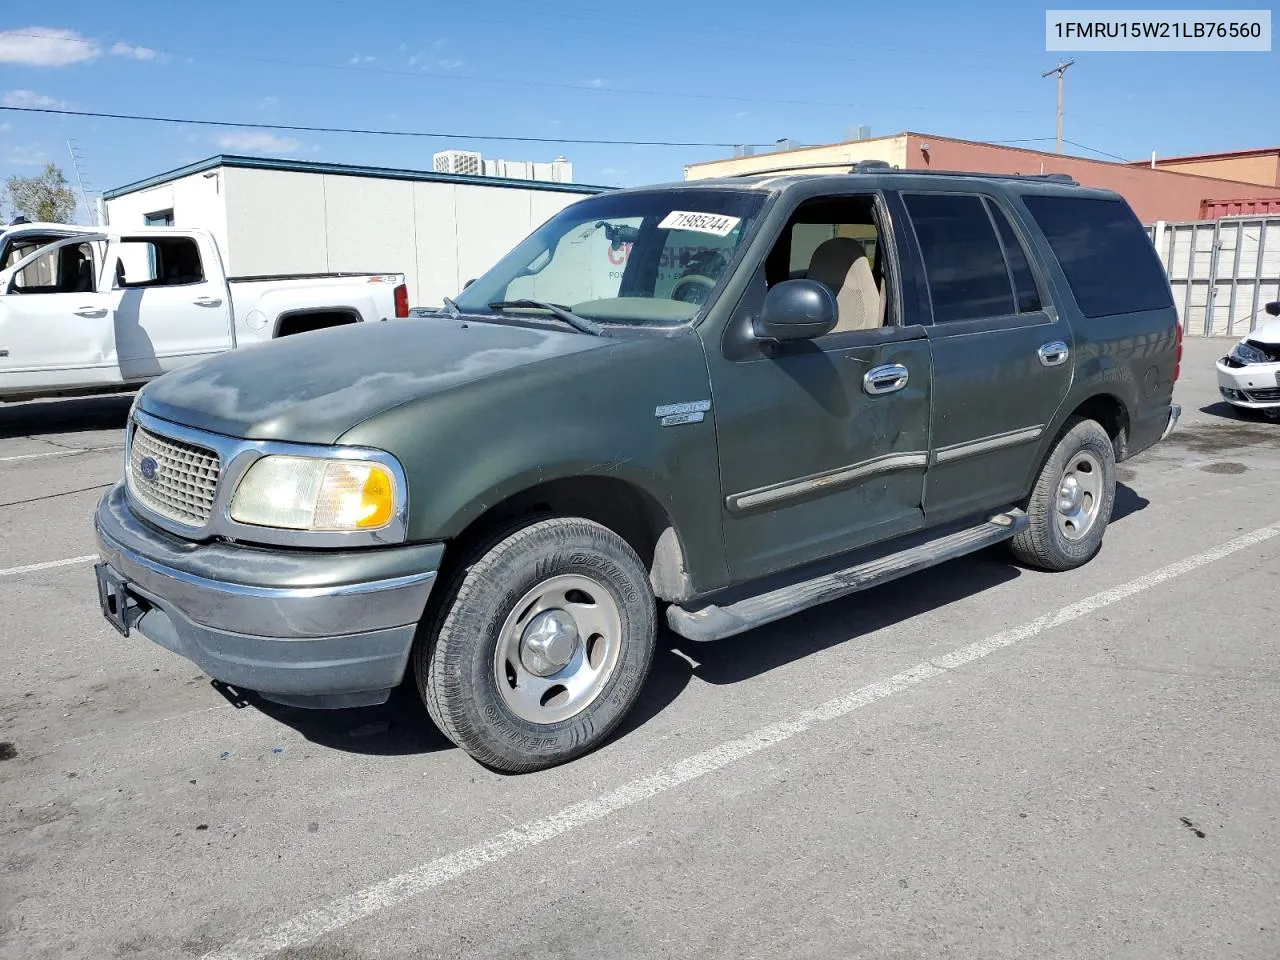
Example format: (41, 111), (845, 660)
(93, 482), (442, 708)
(1160, 402), (1181, 441)
(1216, 358), (1280, 408)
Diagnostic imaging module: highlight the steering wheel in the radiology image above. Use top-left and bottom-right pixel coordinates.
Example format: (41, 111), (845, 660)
(670, 274), (716, 305)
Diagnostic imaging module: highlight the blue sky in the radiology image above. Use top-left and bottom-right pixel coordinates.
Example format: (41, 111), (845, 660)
(1, 1), (1276, 222)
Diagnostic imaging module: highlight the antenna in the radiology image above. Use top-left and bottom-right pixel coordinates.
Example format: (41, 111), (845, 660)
(66, 139), (96, 225)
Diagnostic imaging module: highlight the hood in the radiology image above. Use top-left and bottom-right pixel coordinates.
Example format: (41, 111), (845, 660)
(1246, 317), (1280, 346)
(138, 316), (613, 444)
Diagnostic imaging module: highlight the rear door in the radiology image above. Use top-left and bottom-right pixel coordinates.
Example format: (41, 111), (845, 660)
(0, 234), (120, 393)
(706, 190), (935, 582)
(896, 190), (1072, 522)
(107, 233), (231, 379)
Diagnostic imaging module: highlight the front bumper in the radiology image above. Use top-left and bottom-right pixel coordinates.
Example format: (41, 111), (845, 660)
(93, 482), (442, 708)
(1216, 358), (1280, 408)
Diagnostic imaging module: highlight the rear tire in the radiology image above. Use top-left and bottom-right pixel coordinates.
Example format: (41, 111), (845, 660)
(416, 517), (656, 773)
(1010, 417), (1116, 572)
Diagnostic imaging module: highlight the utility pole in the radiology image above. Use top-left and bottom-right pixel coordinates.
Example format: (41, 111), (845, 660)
(66, 139), (95, 225)
(1041, 59), (1075, 153)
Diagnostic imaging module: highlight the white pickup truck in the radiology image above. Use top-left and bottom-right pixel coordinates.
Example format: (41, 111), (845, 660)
(0, 222), (409, 401)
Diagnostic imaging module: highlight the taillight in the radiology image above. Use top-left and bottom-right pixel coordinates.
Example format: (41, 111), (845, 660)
(1173, 319), (1183, 382)
(393, 283), (409, 318)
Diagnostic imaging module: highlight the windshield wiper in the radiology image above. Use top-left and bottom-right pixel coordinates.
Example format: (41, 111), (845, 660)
(486, 299), (604, 336)
(440, 295), (461, 318)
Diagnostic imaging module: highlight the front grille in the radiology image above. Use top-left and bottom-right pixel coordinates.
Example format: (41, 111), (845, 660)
(129, 425), (221, 526)
(1244, 387), (1280, 402)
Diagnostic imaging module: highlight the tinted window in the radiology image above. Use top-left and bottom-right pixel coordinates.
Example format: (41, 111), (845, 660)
(987, 201), (1042, 313)
(1022, 195), (1173, 318)
(904, 193), (1014, 323)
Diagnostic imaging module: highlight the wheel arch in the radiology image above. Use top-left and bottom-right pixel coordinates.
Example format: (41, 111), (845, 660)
(437, 473), (696, 603)
(273, 307), (362, 338)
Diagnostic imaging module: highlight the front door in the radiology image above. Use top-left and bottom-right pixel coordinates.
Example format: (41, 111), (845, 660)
(897, 191), (1073, 522)
(706, 192), (934, 583)
(0, 235), (120, 395)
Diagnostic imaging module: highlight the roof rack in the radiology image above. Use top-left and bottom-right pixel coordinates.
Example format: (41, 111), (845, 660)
(723, 162), (1079, 186)
(724, 160), (872, 178)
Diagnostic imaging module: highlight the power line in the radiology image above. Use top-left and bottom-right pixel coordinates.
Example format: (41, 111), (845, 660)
(1062, 138), (1130, 163)
(0, 104), (768, 148)
(0, 30), (1037, 115)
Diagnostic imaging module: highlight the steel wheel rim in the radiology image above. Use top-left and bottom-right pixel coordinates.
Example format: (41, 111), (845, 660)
(493, 573), (623, 725)
(1056, 450), (1103, 542)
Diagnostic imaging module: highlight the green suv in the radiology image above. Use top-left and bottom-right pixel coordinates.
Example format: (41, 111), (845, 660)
(93, 167), (1182, 771)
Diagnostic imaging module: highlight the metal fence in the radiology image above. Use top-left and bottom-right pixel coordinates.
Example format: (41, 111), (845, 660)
(1147, 216), (1280, 337)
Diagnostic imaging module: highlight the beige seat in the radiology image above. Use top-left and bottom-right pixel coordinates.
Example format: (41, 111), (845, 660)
(806, 237), (885, 333)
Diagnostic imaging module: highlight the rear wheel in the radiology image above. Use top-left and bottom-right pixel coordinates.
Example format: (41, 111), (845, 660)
(1010, 417), (1116, 571)
(417, 517), (656, 772)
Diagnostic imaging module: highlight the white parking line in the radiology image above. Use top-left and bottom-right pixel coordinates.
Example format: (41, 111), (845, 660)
(202, 520), (1280, 960)
(0, 446), (120, 463)
(0, 555), (97, 578)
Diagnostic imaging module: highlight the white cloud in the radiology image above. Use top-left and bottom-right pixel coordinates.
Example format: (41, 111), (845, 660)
(216, 132), (302, 155)
(348, 54), (376, 65)
(585, 78), (608, 88)
(0, 27), (99, 66)
(257, 95), (279, 111)
(0, 122), (11, 132)
(3, 89), (68, 109)
(110, 42), (158, 61)
(438, 58), (462, 70)
(4, 144), (49, 166)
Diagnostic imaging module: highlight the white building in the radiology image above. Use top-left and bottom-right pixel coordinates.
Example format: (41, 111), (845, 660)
(100, 154), (605, 307)
(432, 150), (573, 184)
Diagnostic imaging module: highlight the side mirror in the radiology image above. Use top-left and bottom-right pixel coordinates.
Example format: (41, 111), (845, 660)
(753, 279), (838, 341)
(1265, 301), (1280, 317)
(463, 278), (476, 289)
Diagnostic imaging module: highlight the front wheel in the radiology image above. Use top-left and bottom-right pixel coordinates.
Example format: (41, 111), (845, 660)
(416, 517), (656, 772)
(1010, 417), (1116, 572)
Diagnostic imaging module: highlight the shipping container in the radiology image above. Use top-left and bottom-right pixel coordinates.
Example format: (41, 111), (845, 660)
(1199, 197), (1280, 219)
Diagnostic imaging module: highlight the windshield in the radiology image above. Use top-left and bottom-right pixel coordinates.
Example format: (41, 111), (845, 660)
(452, 189), (767, 326)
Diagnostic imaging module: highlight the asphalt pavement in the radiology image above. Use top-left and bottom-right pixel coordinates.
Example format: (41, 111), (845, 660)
(2, 337), (1277, 960)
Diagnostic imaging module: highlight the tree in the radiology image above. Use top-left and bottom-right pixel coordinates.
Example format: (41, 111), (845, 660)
(6, 163), (77, 223)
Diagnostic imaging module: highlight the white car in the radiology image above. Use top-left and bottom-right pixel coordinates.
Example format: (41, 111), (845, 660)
(1216, 301), (1280, 414)
(0, 223), (409, 402)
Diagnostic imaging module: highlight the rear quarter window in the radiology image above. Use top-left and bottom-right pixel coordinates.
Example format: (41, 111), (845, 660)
(1021, 195), (1173, 318)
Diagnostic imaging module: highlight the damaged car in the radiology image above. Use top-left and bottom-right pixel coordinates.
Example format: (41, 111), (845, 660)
(1216, 300), (1280, 416)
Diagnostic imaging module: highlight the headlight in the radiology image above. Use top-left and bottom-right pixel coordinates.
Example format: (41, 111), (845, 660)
(1230, 341), (1270, 365)
(230, 456), (398, 531)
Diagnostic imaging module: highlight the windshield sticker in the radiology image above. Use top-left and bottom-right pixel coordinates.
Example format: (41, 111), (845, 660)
(658, 211), (741, 238)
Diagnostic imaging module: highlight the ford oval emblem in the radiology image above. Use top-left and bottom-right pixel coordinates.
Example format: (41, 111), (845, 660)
(139, 456), (159, 481)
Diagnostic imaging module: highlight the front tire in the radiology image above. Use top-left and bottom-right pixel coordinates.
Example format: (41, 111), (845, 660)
(1010, 417), (1116, 572)
(417, 517), (656, 773)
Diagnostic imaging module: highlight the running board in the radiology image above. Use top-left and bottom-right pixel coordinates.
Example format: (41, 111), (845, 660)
(667, 508), (1028, 643)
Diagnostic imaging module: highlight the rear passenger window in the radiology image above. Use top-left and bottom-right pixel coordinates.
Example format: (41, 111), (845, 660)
(987, 201), (1042, 313)
(903, 194), (1013, 323)
(1022, 195), (1173, 318)
(114, 237), (205, 288)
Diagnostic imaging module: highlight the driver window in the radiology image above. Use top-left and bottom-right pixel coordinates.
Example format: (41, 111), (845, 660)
(766, 196), (891, 333)
(5, 241), (97, 295)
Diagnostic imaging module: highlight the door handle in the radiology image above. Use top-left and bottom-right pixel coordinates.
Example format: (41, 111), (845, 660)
(1038, 341), (1069, 367)
(193, 297), (223, 307)
(74, 307), (108, 318)
(863, 363), (909, 395)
